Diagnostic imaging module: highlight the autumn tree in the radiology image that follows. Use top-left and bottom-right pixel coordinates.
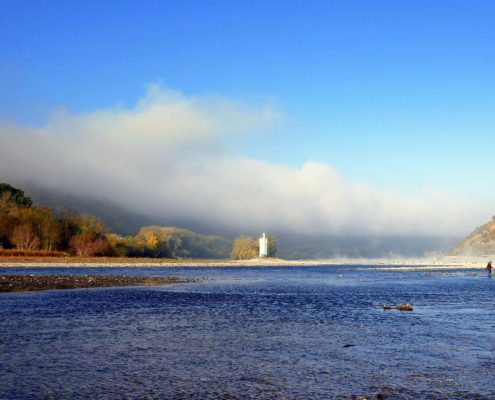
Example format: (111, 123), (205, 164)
(69, 232), (111, 256)
(35, 207), (63, 251)
(8, 207), (42, 250)
(67, 213), (112, 256)
(4, 204), (66, 251)
(135, 227), (182, 258)
(231, 236), (258, 260)
(10, 223), (40, 250)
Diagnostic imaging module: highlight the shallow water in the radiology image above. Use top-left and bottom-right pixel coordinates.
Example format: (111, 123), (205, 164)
(1, 266), (495, 399)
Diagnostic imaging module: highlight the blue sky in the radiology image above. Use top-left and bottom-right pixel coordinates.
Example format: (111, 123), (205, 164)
(1, 1), (494, 234)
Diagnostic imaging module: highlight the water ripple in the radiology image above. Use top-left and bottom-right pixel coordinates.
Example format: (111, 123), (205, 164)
(1, 266), (494, 399)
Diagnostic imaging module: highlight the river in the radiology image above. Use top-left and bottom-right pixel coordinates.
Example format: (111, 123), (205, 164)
(1, 265), (494, 399)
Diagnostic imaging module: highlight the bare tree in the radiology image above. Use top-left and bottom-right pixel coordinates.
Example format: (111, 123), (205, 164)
(10, 223), (40, 250)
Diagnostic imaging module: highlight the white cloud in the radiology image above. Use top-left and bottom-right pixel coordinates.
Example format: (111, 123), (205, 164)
(0, 85), (487, 236)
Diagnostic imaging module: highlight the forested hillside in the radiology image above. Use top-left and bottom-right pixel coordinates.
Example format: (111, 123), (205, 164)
(0, 183), (232, 258)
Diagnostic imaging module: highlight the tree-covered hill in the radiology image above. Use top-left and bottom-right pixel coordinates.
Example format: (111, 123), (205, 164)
(0, 182), (232, 259)
(135, 226), (232, 259)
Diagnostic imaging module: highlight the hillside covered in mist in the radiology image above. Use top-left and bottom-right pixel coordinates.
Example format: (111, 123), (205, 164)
(7, 184), (459, 259)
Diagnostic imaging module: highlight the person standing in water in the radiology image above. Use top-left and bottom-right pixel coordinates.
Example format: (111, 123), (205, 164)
(487, 261), (493, 278)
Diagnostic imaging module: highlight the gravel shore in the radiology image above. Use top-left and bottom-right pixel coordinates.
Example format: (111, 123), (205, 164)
(0, 257), (488, 269)
(0, 275), (188, 293)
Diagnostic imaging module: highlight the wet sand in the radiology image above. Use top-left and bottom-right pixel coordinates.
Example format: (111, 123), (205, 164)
(0, 275), (188, 293)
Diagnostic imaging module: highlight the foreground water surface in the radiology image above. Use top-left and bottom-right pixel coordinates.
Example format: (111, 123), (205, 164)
(1, 265), (494, 399)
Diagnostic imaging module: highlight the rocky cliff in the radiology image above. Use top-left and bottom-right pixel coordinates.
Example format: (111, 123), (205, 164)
(451, 216), (495, 256)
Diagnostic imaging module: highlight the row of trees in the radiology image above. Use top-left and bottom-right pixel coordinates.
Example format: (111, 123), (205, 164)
(108, 226), (232, 259)
(0, 184), (112, 256)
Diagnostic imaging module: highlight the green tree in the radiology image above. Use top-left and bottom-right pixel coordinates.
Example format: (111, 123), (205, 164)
(267, 234), (278, 257)
(0, 193), (15, 248)
(0, 183), (33, 208)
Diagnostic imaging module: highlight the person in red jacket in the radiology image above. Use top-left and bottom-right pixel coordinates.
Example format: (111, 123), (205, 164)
(487, 261), (493, 278)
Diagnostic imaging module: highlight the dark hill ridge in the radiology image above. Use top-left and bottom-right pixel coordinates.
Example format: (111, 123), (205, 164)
(450, 216), (495, 256)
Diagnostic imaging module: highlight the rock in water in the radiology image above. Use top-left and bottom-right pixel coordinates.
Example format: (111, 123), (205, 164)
(396, 304), (414, 311)
(383, 304), (414, 311)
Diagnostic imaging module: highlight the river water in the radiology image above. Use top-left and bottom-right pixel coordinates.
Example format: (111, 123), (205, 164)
(1, 265), (494, 399)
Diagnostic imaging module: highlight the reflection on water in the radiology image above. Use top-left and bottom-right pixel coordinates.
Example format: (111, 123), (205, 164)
(1, 266), (495, 399)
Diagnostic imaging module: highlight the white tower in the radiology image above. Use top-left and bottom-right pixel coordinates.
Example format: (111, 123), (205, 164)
(259, 233), (268, 257)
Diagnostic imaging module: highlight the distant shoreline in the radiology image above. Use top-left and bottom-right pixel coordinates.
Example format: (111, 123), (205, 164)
(0, 256), (489, 269)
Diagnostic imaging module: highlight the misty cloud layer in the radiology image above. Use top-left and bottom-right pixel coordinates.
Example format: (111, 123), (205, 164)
(0, 85), (486, 236)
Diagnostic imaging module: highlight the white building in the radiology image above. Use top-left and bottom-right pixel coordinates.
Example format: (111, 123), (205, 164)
(259, 233), (268, 257)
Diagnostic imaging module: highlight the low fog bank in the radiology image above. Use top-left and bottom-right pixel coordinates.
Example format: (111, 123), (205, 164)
(0, 85), (490, 242)
(17, 184), (461, 259)
(14, 170), (478, 261)
(274, 233), (459, 260)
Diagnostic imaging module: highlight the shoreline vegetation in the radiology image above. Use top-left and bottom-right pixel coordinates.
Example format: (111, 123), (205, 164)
(1, 183), (277, 261)
(0, 275), (189, 293)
